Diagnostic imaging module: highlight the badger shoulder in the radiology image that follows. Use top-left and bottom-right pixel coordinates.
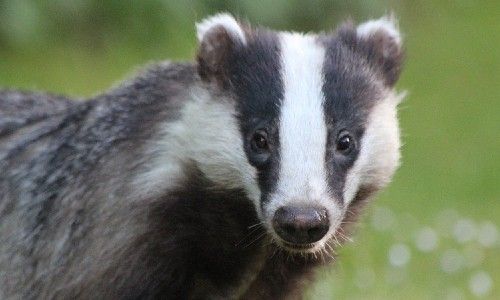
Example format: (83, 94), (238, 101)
(102, 61), (198, 104)
(0, 62), (198, 156)
(0, 62), (198, 136)
(0, 90), (75, 136)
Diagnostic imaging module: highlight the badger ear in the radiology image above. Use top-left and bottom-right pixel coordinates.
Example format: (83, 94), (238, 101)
(196, 13), (247, 88)
(356, 15), (404, 87)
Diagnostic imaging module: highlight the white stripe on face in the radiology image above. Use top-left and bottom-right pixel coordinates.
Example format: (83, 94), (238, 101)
(266, 33), (337, 218)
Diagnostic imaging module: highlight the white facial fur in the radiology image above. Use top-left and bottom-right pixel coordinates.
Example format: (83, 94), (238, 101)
(264, 33), (343, 248)
(134, 88), (261, 211)
(343, 92), (403, 204)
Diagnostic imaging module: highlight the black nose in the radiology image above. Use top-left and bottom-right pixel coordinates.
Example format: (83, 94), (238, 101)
(272, 206), (329, 245)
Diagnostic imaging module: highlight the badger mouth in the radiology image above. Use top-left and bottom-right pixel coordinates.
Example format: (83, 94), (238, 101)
(280, 241), (317, 252)
(271, 239), (337, 260)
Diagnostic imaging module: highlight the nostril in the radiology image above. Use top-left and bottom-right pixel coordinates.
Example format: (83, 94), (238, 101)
(282, 224), (296, 235)
(308, 226), (321, 237)
(272, 206), (330, 245)
(307, 222), (329, 242)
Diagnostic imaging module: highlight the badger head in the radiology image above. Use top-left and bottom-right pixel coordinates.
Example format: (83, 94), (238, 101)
(195, 13), (404, 253)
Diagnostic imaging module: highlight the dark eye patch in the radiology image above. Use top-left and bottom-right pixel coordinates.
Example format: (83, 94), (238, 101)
(320, 32), (383, 204)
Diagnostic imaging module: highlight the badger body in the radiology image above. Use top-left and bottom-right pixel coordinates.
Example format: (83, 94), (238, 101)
(0, 14), (404, 299)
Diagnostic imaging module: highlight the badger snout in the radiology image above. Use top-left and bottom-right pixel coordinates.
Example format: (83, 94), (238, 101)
(272, 206), (329, 245)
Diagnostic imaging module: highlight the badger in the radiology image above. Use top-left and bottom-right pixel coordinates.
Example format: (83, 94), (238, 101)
(0, 13), (404, 299)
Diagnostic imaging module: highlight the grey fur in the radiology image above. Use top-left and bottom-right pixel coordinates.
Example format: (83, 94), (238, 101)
(1, 63), (199, 299)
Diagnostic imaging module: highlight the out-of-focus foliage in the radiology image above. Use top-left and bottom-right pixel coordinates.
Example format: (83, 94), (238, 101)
(1, 1), (499, 299)
(0, 0), (383, 52)
(0, 0), (400, 95)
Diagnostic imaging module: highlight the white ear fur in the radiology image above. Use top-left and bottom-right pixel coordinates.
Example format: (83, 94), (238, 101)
(357, 15), (402, 45)
(196, 13), (247, 45)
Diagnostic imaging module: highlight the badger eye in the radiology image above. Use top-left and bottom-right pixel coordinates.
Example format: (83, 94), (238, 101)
(251, 130), (269, 152)
(336, 132), (354, 154)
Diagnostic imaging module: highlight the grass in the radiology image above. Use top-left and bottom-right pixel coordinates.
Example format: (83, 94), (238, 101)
(1, 1), (498, 299)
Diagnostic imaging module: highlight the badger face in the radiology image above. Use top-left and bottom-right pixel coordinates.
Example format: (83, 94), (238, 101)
(197, 14), (404, 253)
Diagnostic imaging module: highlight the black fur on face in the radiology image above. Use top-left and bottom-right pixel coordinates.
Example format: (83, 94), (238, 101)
(198, 24), (284, 210)
(230, 29), (284, 209)
(320, 22), (404, 205)
(320, 27), (385, 205)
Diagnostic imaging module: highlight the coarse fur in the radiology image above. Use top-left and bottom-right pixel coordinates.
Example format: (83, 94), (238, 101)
(0, 13), (405, 299)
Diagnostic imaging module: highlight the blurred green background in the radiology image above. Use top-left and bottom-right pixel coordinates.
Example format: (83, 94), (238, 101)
(0, 0), (498, 299)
